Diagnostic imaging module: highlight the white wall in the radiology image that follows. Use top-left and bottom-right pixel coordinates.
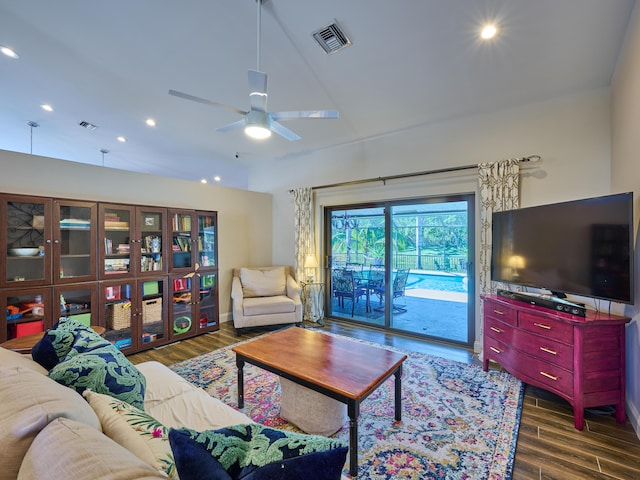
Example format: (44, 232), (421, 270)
(612, 1), (640, 437)
(248, 87), (615, 352)
(0, 149), (273, 322)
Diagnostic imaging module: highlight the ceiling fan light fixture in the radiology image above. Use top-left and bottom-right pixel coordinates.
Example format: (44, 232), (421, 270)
(244, 110), (271, 139)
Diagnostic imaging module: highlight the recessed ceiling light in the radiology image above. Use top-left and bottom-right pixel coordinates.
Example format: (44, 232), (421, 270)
(201, 179), (208, 184)
(214, 176), (221, 182)
(145, 118), (156, 127)
(40, 104), (53, 112)
(117, 136), (127, 142)
(1, 45), (19, 59)
(481, 24), (497, 40)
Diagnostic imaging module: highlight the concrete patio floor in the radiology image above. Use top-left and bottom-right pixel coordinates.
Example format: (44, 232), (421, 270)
(329, 288), (470, 344)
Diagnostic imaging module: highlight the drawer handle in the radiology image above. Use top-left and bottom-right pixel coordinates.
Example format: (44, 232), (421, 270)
(533, 322), (552, 330)
(539, 371), (558, 381)
(490, 326), (503, 333)
(539, 346), (557, 355)
(490, 346), (502, 354)
(493, 309), (504, 315)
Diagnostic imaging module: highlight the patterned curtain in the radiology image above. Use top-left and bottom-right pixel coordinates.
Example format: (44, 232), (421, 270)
(292, 187), (314, 283)
(478, 159), (520, 298)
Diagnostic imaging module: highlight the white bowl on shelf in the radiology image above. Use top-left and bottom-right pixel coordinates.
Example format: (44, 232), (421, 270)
(8, 248), (40, 257)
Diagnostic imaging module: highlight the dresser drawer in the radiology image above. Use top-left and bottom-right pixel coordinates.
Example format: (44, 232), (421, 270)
(519, 312), (573, 343)
(515, 353), (573, 396)
(484, 300), (517, 326)
(485, 316), (516, 344)
(512, 328), (573, 369)
(484, 336), (514, 369)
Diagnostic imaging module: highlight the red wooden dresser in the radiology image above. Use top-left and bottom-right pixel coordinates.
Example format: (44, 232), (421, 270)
(481, 294), (630, 430)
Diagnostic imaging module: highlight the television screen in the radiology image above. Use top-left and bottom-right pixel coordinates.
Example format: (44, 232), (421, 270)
(491, 192), (634, 304)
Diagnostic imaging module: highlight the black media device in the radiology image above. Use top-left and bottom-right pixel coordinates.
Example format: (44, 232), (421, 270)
(496, 289), (587, 317)
(491, 192), (634, 306)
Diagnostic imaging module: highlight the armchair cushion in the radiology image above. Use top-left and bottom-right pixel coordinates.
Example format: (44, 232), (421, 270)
(240, 267), (286, 298)
(242, 296), (296, 316)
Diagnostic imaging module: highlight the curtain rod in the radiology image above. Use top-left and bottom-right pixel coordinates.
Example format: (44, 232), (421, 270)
(288, 155), (540, 192)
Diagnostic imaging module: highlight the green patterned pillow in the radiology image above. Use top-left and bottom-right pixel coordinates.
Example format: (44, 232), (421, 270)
(33, 318), (146, 410)
(83, 390), (177, 478)
(32, 318), (112, 370)
(168, 424), (348, 480)
(48, 344), (146, 410)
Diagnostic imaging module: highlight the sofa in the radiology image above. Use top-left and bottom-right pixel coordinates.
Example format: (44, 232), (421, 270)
(231, 266), (303, 333)
(0, 321), (349, 480)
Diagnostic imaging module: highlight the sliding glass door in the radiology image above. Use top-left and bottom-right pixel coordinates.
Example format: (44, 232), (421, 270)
(325, 195), (474, 347)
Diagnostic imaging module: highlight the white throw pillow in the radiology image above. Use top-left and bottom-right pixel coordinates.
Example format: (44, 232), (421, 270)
(18, 418), (167, 480)
(0, 366), (101, 480)
(83, 390), (178, 478)
(240, 267), (286, 298)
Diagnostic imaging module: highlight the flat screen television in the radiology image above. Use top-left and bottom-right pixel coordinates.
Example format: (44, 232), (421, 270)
(491, 192), (634, 304)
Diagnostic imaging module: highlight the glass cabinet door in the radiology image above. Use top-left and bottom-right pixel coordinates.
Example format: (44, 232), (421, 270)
(138, 207), (166, 275)
(196, 212), (217, 269)
(197, 272), (218, 332)
(2, 287), (52, 342)
(169, 210), (193, 271)
(139, 277), (167, 346)
(100, 204), (133, 279)
(170, 274), (195, 338)
(54, 200), (96, 283)
(102, 281), (134, 352)
(2, 196), (52, 287)
(56, 284), (96, 327)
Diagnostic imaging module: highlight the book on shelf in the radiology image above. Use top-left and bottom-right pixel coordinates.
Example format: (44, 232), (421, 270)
(174, 235), (191, 252)
(172, 214), (191, 232)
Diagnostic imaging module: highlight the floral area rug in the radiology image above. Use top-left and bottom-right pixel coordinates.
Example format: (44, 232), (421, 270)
(169, 330), (523, 480)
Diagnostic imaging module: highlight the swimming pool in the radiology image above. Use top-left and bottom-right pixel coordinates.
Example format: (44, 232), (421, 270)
(406, 272), (467, 292)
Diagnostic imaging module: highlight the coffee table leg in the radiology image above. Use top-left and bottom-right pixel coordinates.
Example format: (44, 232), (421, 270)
(394, 364), (403, 421)
(236, 357), (245, 409)
(348, 400), (359, 477)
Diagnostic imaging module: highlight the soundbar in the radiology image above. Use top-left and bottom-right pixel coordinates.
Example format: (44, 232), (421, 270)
(497, 289), (586, 317)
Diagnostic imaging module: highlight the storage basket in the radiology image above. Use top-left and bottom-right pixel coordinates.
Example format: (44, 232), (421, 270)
(142, 298), (162, 324)
(106, 302), (131, 330)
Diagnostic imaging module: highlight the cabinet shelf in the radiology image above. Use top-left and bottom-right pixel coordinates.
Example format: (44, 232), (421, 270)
(2, 194), (218, 351)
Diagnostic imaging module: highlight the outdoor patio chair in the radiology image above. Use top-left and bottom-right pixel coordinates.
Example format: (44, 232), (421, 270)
(373, 268), (410, 312)
(332, 269), (368, 317)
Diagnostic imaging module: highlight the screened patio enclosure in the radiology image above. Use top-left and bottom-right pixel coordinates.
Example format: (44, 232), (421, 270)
(324, 196), (474, 346)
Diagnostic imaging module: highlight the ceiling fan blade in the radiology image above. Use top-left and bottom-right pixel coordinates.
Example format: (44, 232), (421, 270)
(271, 110), (339, 120)
(169, 89), (246, 116)
(248, 70), (268, 112)
(270, 120), (301, 141)
(216, 118), (246, 133)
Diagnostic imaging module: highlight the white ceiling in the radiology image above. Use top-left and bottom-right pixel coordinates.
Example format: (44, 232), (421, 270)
(0, 0), (635, 189)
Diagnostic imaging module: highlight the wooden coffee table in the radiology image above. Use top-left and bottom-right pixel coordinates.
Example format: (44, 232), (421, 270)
(232, 327), (407, 477)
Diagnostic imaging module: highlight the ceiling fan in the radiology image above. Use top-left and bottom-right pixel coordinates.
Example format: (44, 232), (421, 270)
(169, 0), (338, 141)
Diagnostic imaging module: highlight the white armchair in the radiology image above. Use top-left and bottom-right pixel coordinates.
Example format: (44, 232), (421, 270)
(231, 266), (302, 334)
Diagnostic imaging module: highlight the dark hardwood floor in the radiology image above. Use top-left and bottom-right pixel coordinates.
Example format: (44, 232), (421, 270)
(128, 319), (640, 480)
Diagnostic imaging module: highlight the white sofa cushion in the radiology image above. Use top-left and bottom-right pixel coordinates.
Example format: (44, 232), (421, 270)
(18, 418), (166, 480)
(0, 366), (101, 480)
(242, 295), (296, 316)
(240, 267), (286, 297)
(0, 347), (48, 375)
(137, 361), (252, 431)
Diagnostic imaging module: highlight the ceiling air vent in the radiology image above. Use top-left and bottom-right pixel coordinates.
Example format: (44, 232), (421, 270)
(78, 120), (98, 131)
(312, 22), (351, 54)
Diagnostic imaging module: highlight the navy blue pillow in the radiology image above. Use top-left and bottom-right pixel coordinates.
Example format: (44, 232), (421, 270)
(32, 318), (146, 410)
(169, 425), (348, 480)
(168, 428), (231, 480)
(32, 318), (112, 370)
